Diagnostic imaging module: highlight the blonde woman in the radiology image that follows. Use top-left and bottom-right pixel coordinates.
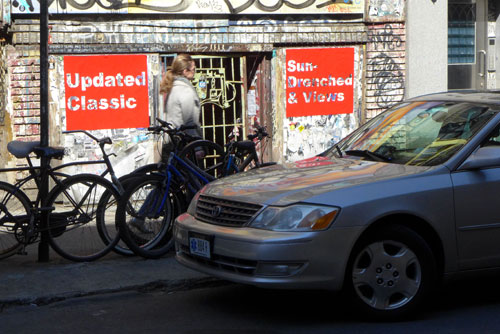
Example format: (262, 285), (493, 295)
(160, 54), (202, 138)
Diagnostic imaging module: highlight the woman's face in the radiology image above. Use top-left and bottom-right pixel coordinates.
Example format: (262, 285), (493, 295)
(183, 61), (196, 80)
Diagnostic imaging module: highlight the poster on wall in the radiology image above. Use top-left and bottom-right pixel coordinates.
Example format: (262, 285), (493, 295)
(286, 47), (354, 118)
(64, 54), (150, 131)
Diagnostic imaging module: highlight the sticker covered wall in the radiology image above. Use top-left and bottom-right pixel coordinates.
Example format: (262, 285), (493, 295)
(64, 54), (150, 131)
(286, 47), (354, 118)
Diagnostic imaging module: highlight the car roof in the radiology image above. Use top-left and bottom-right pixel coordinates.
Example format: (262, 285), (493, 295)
(408, 90), (500, 105)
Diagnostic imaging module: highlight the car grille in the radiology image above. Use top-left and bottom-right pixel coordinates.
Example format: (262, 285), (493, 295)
(179, 245), (257, 275)
(195, 195), (263, 227)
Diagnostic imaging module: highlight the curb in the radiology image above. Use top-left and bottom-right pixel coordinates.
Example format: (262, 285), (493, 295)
(0, 254), (212, 308)
(0, 277), (226, 309)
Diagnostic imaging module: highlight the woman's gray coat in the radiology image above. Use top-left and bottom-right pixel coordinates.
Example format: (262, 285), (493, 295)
(165, 76), (202, 137)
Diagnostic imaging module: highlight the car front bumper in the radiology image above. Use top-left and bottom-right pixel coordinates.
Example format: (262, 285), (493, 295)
(174, 213), (362, 290)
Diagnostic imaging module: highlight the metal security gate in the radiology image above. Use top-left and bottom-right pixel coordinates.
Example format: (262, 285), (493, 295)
(160, 55), (246, 148)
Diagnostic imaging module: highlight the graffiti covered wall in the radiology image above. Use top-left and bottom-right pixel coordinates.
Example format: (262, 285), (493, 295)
(365, 23), (405, 119)
(12, 0), (364, 15)
(278, 46), (363, 162)
(19, 18), (369, 54)
(368, 0), (405, 21)
(0, 43), (11, 178)
(365, 0), (405, 119)
(49, 54), (160, 177)
(5, 0), (407, 165)
(273, 0), (406, 162)
(8, 46), (40, 140)
(8, 18), (369, 167)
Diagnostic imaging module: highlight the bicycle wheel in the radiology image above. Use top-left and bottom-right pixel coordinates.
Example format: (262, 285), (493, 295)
(116, 174), (180, 259)
(0, 181), (30, 259)
(96, 173), (147, 256)
(178, 140), (225, 178)
(46, 174), (120, 262)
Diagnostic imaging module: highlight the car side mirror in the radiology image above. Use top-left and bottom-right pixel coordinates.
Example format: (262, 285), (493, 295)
(458, 146), (500, 170)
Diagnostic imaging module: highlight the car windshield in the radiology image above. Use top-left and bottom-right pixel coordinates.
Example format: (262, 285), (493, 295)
(327, 101), (498, 166)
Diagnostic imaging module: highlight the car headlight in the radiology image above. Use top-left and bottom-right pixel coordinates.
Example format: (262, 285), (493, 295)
(249, 204), (339, 232)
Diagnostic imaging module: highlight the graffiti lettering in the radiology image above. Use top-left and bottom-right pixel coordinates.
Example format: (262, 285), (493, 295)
(186, 43), (234, 52)
(222, 0), (353, 13)
(368, 24), (402, 51)
(32, 0), (192, 12)
(368, 0), (403, 19)
(13, 0), (35, 12)
(368, 53), (404, 109)
(195, 0), (223, 12)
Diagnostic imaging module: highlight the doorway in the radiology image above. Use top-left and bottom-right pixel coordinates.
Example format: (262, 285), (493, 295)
(160, 54), (246, 149)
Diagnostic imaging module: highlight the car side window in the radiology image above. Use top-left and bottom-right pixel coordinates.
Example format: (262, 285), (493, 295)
(482, 125), (500, 146)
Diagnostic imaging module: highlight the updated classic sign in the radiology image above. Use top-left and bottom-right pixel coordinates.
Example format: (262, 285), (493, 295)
(64, 54), (150, 130)
(286, 48), (354, 117)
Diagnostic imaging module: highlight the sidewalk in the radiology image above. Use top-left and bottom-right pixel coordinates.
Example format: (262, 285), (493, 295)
(0, 243), (210, 306)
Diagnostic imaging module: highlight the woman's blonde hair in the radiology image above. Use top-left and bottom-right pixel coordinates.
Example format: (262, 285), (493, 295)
(160, 54), (194, 96)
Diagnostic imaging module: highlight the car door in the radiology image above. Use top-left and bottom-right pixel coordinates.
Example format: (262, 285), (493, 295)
(452, 126), (500, 270)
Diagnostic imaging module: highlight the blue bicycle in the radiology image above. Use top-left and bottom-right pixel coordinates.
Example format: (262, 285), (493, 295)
(115, 121), (277, 259)
(115, 123), (216, 259)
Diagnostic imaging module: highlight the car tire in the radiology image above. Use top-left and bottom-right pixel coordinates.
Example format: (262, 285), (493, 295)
(345, 224), (437, 320)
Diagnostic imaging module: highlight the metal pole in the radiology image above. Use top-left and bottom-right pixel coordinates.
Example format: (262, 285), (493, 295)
(38, 0), (50, 262)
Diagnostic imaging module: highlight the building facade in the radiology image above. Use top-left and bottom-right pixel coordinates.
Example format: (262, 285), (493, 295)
(0, 0), (497, 176)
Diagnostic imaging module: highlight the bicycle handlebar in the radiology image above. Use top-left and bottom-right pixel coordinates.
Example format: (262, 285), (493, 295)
(247, 126), (269, 140)
(62, 129), (116, 177)
(148, 118), (198, 135)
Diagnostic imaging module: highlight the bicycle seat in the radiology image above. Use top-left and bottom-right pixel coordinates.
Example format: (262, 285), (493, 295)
(7, 141), (65, 160)
(7, 141), (41, 158)
(33, 146), (65, 160)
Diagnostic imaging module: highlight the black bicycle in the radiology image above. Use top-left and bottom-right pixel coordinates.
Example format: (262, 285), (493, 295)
(178, 125), (275, 178)
(0, 139), (121, 261)
(64, 122), (199, 257)
(62, 129), (145, 257)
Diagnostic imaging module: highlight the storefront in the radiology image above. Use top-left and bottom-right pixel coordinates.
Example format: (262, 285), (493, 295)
(1, 0), (407, 173)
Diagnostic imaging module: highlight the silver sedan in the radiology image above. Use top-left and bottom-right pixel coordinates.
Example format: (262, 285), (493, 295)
(174, 91), (500, 319)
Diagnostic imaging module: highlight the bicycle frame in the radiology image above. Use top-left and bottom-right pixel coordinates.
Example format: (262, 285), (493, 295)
(168, 153), (211, 193)
(0, 136), (118, 240)
(224, 154), (240, 176)
(220, 141), (261, 177)
(143, 152), (212, 217)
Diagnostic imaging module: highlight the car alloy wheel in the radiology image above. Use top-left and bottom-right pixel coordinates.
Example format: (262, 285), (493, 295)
(346, 225), (437, 319)
(352, 240), (421, 310)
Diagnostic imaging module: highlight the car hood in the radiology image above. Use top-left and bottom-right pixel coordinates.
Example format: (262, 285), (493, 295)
(202, 156), (433, 206)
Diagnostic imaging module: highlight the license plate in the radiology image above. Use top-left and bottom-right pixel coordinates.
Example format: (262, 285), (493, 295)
(189, 233), (212, 259)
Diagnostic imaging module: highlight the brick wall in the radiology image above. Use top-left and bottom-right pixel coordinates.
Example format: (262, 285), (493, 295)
(8, 45), (40, 141)
(365, 23), (406, 120)
(0, 44), (10, 178)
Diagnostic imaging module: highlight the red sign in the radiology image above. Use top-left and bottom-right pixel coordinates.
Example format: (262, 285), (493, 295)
(64, 54), (150, 130)
(286, 48), (354, 117)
